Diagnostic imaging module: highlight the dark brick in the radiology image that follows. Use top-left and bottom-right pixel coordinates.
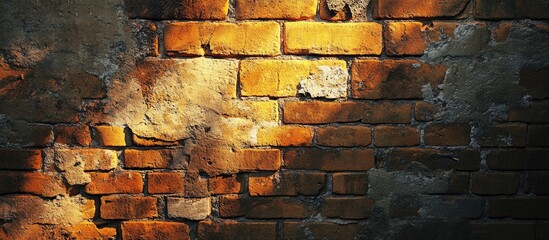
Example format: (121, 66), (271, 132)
(374, 0), (468, 19)
(249, 172), (326, 196)
(124, 0), (229, 20)
(316, 126), (372, 147)
(333, 172), (368, 195)
(219, 195), (314, 219)
(283, 101), (365, 124)
(424, 123), (471, 146)
(529, 125), (549, 146)
(471, 173), (520, 195)
(284, 149), (375, 171)
(385, 148), (480, 171)
(0, 149), (42, 170)
(415, 101), (439, 121)
(198, 221), (277, 240)
(478, 124), (527, 147)
(284, 222), (367, 239)
(532, 172), (549, 195)
(520, 67), (549, 99)
(487, 149), (549, 170)
(0, 171), (65, 197)
(489, 198), (549, 219)
(100, 195), (158, 220)
(121, 221), (189, 240)
(321, 197), (374, 219)
(363, 102), (413, 123)
(475, 0), (549, 19)
(509, 104), (549, 123)
(470, 223), (536, 240)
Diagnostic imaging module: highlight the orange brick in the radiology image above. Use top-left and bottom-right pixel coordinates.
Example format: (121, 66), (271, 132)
(0, 172), (65, 197)
(124, 0), (229, 20)
(284, 149), (375, 171)
(132, 134), (179, 146)
(93, 126), (127, 147)
(147, 172), (185, 194)
(236, 0), (317, 20)
(236, 149), (281, 171)
(385, 22), (426, 56)
(82, 199), (96, 219)
(124, 149), (184, 169)
(240, 60), (348, 97)
(256, 126), (314, 146)
(209, 175), (243, 194)
(54, 125), (92, 146)
(316, 126), (372, 147)
(478, 124), (527, 147)
(224, 100), (279, 122)
(424, 123), (471, 146)
(86, 172), (143, 194)
(415, 101), (439, 121)
(374, 0), (468, 19)
(283, 101), (365, 124)
(333, 173), (368, 195)
(100, 195), (157, 219)
(363, 102), (413, 124)
(0, 149), (42, 170)
(121, 221), (190, 240)
(249, 172), (326, 196)
(284, 22), (382, 55)
(65, 223), (117, 239)
(164, 22), (280, 56)
(374, 126), (420, 147)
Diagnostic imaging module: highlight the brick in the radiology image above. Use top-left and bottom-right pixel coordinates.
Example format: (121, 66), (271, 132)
(85, 172), (143, 194)
(475, 0), (549, 19)
(54, 125), (91, 146)
(121, 221), (190, 240)
(471, 173), (519, 195)
(449, 174), (470, 194)
(132, 135), (178, 146)
(487, 149), (549, 170)
(284, 22), (383, 55)
(424, 123), (471, 146)
(283, 101), (365, 124)
(124, 149), (185, 169)
(316, 126), (372, 147)
(415, 101), (439, 121)
(100, 195), (157, 220)
(520, 67), (549, 99)
(256, 126), (314, 146)
(374, 126), (420, 147)
(224, 100), (279, 122)
(93, 126), (128, 146)
(470, 223), (536, 240)
(374, 0), (468, 19)
(478, 124), (527, 147)
(82, 199), (96, 219)
(236, 0), (317, 20)
(385, 148), (481, 171)
(488, 198), (549, 219)
(509, 104), (549, 123)
(184, 171), (209, 197)
(321, 197), (374, 219)
(9, 125), (53, 147)
(164, 22), (280, 56)
(0, 172), (65, 197)
(284, 222), (367, 239)
(492, 22), (513, 42)
(124, 0), (228, 20)
(67, 222), (117, 240)
(236, 149), (281, 172)
(147, 172), (185, 194)
(363, 102), (413, 123)
(0, 149), (42, 170)
(190, 148), (281, 175)
(333, 172), (368, 195)
(198, 221), (277, 240)
(285, 149), (375, 171)
(167, 197), (211, 220)
(209, 175), (243, 194)
(249, 172), (326, 196)
(55, 149), (117, 171)
(385, 22), (426, 56)
(529, 125), (549, 146)
(240, 60), (347, 97)
(532, 172), (549, 195)
(351, 60), (446, 99)
(219, 195), (314, 218)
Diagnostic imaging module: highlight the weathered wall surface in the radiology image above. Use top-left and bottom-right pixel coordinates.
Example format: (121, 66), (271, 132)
(1, 0), (548, 239)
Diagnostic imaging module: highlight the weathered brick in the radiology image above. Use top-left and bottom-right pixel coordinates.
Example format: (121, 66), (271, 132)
(82, 199), (96, 219)
(164, 22), (280, 56)
(184, 171), (209, 197)
(509, 104), (549, 123)
(321, 197), (374, 219)
(488, 198), (549, 219)
(283, 101), (365, 124)
(55, 149), (118, 171)
(256, 126), (314, 147)
(520, 67), (549, 99)
(374, 0), (468, 19)
(189, 148), (281, 175)
(224, 100), (279, 122)
(533, 172), (549, 195)
(415, 101), (439, 121)
(424, 123), (471, 146)
(385, 148), (481, 171)
(93, 126), (128, 147)
(147, 172), (185, 194)
(132, 135), (178, 147)
(471, 173), (519, 195)
(0, 172), (65, 197)
(219, 195), (314, 218)
(167, 197), (211, 220)
(363, 102), (413, 123)
(124, 0), (229, 20)
(385, 22), (426, 55)
(487, 149), (549, 170)
(236, 0), (317, 20)
(316, 126), (372, 147)
(492, 22), (513, 42)
(85, 172), (143, 194)
(351, 60), (446, 99)
(209, 175), (243, 194)
(121, 221), (190, 240)
(319, 0), (367, 21)
(478, 124), (527, 147)
(284, 149), (375, 171)
(240, 60), (347, 98)
(54, 125), (91, 146)
(284, 22), (383, 55)
(100, 195), (158, 220)
(449, 173), (470, 194)
(284, 222), (367, 239)
(0, 149), (42, 170)
(132, 19), (159, 57)
(124, 149), (185, 169)
(470, 223), (536, 240)
(198, 221), (277, 240)
(66, 223), (117, 240)
(529, 125), (549, 146)
(475, 0), (549, 19)
(333, 172), (368, 195)
(374, 126), (420, 147)
(249, 172), (326, 196)
(236, 149), (281, 172)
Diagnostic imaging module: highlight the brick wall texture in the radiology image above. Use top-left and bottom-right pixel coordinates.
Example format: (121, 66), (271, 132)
(1, 0), (549, 239)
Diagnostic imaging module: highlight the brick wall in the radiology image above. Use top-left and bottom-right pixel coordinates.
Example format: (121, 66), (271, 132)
(1, 0), (548, 239)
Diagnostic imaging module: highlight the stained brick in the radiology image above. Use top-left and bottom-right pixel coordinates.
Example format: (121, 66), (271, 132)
(147, 172), (185, 194)
(529, 125), (549, 146)
(121, 221), (190, 240)
(470, 223), (536, 240)
(374, 0), (468, 19)
(284, 22), (383, 55)
(284, 149), (375, 171)
(471, 173), (519, 195)
(124, 149), (185, 169)
(167, 197), (211, 220)
(363, 102), (413, 123)
(478, 124), (527, 147)
(256, 126), (314, 146)
(100, 195), (158, 220)
(385, 148), (481, 171)
(351, 60), (446, 99)
(198, 221), (277, 240)
(249, 172), (326, 196)
(488, 198), (549, 219)
(509, 104), (549, 123)
(124, 0), (229, 20)
(66, 223), (117, 240)
(321, 197), (374, 219)
(385, 22), (426, 56)
(424, 123), (471, 146)
(0, 172), (65, 197)
(219, 195), (314, 218)
(374, 126), (420, 147)
(236, 0), (317, 20)
(283, 101), (365, 124)
(184, 171), (209, 197)
(54, 125), (91, 146)
(487, 149), (549, 170)
(415, 101), (439, 121)
(56, 149), (117, 171)
(85, 172), (143, 194)
(0, 149), (42, 170)
(284, 222), (367, 239)
(93, 126), (128, 147)
(475, 0), (549, 19)
(164, 22), (280, 56)
(333, 172), (368, 195)
(209, 175), (243, 194)
(316, 126), (372, 147)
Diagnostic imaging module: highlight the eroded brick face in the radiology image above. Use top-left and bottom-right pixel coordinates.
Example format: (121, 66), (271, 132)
(2, 0), (549, 239)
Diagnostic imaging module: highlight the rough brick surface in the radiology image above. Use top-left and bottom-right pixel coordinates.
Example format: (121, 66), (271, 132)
(284, 149), (375, 171)
(121, 221), (190, 240)
(199, 221), (277, 240)
(333, 172), (368, 195)
(219, 195), (314, 218)
(424, 123), (471, 146)
(321, 197), (374, 219)
(86, 172), (143, 194)
(374, 0), (469, 19)
(0, 149), (42, 170)
(249, 172), (326, 196)
(471, 173), (520, 195)
(147, 172), (185, 194)
(100, 195), (158, 219)
(284, 222), (367, 239)
(374, 126), (420, 147)
(316, 126), (372, 147)
(475, 0), (549, 19)
(124, 0), (229, 20)
(236, 0), (317, 20)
